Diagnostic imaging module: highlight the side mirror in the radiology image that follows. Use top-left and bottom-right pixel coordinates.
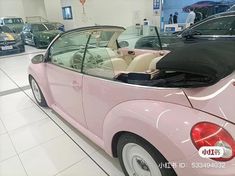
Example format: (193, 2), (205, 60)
(182, 29), (201, 39)
(119, 41), (129, 48)
(31, 54), (44, 64)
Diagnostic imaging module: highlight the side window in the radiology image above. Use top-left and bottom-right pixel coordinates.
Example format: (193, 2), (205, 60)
(49, 31), (90, 72)
(118, 26), (160, 50)
(193, 16), (235, 35)
(83, 31), (118, 79)
(31, 24), (45, 32)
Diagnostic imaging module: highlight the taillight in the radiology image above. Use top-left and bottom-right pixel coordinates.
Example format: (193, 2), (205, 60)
(191, 122), (235, 161)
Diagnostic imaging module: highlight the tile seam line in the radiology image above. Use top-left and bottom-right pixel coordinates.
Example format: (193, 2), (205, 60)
(17, 133), (65, 155)
(0, 113), (30, 176)
(0, 50), (45, 60)
(0, 65), (110, 176)
(53, 151), (99, 176)
(0, 86), (31, 97)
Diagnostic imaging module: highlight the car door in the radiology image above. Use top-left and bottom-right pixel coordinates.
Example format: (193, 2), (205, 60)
(46, 30), (90, 127)
(190, 15), (235, 42)
(81, 28), (126, 138)
(23, 24), (34, 45)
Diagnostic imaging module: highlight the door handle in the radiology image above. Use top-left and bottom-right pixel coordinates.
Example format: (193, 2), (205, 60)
(72, 80), (81, 90)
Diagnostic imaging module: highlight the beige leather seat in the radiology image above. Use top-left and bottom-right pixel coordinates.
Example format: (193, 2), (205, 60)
(149, 56), (164, 70)
(101, 58), (128, 71)
(126, 53), (156, 72)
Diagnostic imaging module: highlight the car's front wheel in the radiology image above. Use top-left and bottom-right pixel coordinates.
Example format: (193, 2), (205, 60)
(117, 134), (176, 176)
(29, 77), (48, 107)
(34, 38), (40, 49)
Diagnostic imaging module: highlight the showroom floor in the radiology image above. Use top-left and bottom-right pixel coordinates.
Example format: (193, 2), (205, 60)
(0, 46), (124, 176)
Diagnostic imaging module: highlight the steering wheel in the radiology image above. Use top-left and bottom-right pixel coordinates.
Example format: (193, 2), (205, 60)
(71, 51), (83, 69)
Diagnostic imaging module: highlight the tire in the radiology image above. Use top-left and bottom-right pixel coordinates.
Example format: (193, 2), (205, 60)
(29, 77), (48, 107)
(34, 38), (40, 49)
(20, 34), (26, 45)
(20, 45), (25, 53)
(117, 133), (177, 176)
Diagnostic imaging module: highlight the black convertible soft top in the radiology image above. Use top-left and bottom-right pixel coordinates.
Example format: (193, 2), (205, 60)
(156, 41), (235, 87)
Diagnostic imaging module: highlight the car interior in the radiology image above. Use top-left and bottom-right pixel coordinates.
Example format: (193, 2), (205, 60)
(48, 29), (168, 82)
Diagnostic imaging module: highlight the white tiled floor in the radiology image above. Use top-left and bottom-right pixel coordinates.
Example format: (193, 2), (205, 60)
(0, 46), (124, 176)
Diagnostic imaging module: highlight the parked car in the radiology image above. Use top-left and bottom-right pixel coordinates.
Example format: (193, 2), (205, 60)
(182, 1), (233, 18)
(50, 22), (65, 32)
(21, 22), (61, 48)
(133, 11), (235, 51)
(0, 25), (25, 56)
(28, 25), (235, 176)
(0, 17), (24, 33)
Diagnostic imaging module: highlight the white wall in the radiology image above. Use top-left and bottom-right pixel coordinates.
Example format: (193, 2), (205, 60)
(0, 0), (47, 21)
(44, 0), (63, 23)
(0, 0), (25, 19)
(60, 0), (160, 30)
(0, 0), (161, 30)
(22, 0), (47, 19)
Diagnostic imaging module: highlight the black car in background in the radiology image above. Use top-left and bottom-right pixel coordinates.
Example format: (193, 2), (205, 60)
(179, 11), (235, 40)
(134, 11), (235, 51)
(21, 22), (61, 48)
(0, 25), (25, 56)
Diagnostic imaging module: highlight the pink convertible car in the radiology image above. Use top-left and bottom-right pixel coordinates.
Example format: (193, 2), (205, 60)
(28, 26), (235, 176)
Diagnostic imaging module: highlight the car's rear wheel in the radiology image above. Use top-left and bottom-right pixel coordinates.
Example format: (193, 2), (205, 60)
(20, 45), (25, 53)
(29, 77), (48, 107)
(117, 134), (176, 176)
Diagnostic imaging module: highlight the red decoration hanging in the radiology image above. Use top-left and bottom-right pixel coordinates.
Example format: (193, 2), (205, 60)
(80, 0), (86, 6)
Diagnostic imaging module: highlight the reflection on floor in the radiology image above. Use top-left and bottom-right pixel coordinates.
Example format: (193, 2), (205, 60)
(0, 46), (124, 176)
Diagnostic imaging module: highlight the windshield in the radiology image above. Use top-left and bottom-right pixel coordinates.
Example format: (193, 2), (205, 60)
(118, 25), (183, 50)
(44, 23), (57, 30)
(49, 28), (123, 80)
(3, 18), (24, 24)
(118, 25), (161, 50)
(32, 24), (47, 32)
(0, 26), (12, 33)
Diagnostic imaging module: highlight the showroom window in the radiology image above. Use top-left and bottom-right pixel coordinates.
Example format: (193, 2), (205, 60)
(118, 25), (161, 50)
(49, 31), (90, 72)
(193, 16), (235, 35)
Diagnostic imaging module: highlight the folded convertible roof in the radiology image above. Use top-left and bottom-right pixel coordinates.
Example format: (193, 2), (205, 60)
(156, 41), (235, 84)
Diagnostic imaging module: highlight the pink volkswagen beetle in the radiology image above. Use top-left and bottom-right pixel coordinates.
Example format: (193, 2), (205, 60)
(28, 26), (235, 176)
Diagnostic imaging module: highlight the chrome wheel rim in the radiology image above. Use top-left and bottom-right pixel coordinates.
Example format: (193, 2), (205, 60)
(31, 79), (41, 103)
(122, 143), (162, 176)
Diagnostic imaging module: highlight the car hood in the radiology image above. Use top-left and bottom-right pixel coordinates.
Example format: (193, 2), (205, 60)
(184, 72), (235, 124)
(36, 30), (61, 37)
(0, 32), (16, 42)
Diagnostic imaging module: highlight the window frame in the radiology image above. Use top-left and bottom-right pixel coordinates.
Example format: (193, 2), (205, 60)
(46, 30), (92, 73)
(44, 26), (125, 80)
(190, 15), (235, 37)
